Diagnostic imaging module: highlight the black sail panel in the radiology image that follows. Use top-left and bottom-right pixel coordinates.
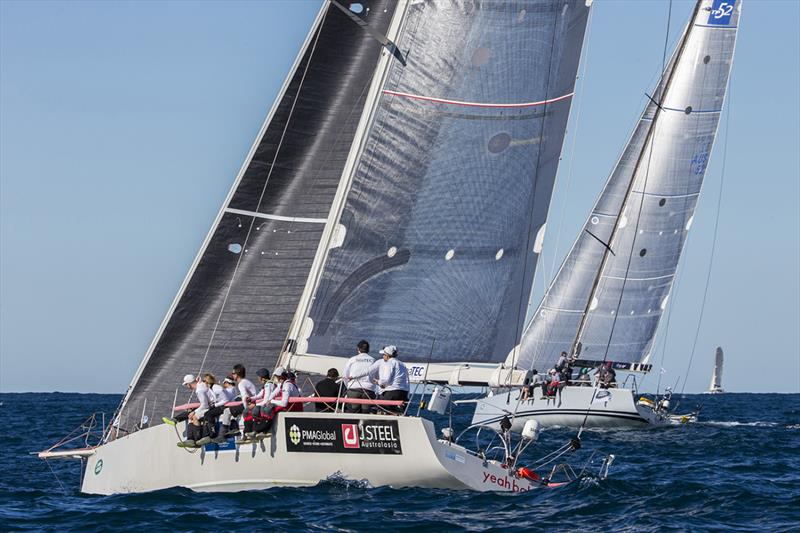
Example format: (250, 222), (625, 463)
(303, 1), (590, 364)
(119, 1), (397, 430)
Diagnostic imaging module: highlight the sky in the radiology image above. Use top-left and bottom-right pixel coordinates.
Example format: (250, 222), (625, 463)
(1, 0), (797, 394)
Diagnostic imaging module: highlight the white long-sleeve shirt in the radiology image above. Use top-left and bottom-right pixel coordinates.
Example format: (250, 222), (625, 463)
(256, 382), (276, 407)
(343, 352), (377, 392)
(211, 384), (228, 406)
(195, 382), (215, 410)
(269, 380), (300, 408)
(236, 378), (258, 409)
(363, 358), (410, 392)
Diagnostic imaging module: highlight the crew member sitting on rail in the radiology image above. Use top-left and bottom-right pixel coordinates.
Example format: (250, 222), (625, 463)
(352, 345), (409, 414)
(520, 369), (544, 401)
(206, 374), (232, 443)
(250, 367), (301, 438)
(546, 368), (561, 397)
(177, 374), (215, 447)
(343, 340), (378, 414)
(220, 364), (257, 438)
(163, 373), (198, 427)
(597, 362), (617, 389)
(314, 368), (343, 412)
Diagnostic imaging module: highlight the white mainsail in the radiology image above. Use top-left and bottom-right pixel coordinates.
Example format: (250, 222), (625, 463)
(514, 0), (740, 374)
(708, 346), (725, 393)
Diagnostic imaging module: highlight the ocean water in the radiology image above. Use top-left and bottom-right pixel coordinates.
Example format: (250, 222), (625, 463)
(1, 392), (798, 532)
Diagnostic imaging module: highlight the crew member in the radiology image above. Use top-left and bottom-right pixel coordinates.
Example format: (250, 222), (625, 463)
(356, 345), (409, 414)
(314, 368), (343, 412)
(597, 362), (617, 389)
(220, 364), (257, 438)
(251, 367), (300, 437)
(343, 340), (377, 414)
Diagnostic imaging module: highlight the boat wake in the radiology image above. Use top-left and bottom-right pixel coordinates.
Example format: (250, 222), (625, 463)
(322, 471), (374, 490)
(702, 421), (779, 428)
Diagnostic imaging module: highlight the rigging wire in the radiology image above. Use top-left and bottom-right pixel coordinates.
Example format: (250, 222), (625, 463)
(576, 0), (674, 436)
(680, 82), (733, 394)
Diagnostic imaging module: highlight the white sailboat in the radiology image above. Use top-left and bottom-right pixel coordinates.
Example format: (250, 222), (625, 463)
(39, 0), (611, 493)
(472, 0), (740, 430)
(705, 346), (725, 393)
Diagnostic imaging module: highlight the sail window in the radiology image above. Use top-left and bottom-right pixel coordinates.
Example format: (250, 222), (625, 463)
(348, 3), (364, 14)
(659, 198), (666, 206)
(495, 248), (504, 260)
(488, 132), (511, 153)
(387, 246), (397, 258)
(228, 243), (242, 254)
(471, 47), (491, 67)
(445, 249), (455, 261)
(591, 216), (599, 225)
(517, 9), (526, 22)
(703, 55), (711, 64)
(684, 106), (693, 115)
(639, 248), (647, 257)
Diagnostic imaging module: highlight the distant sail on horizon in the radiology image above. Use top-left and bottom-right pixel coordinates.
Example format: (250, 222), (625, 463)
(708, 346), (725, 393)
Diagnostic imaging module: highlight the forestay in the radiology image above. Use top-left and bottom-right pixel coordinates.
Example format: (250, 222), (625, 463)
(117, 0), (398, 431)
(516, 0), (740, 372)
(297, 0), (590, 365)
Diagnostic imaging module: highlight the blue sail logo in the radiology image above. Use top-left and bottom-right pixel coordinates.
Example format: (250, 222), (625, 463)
(708, 0), (734, 25)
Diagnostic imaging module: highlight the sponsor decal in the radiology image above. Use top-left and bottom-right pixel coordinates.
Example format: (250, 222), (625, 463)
(284, 417), (402, 454)
(592, 389), (613, 405)
(481, 471), (531, 493)
(408, 366), (425, 378)
(289, 424), (302, 446)
(708, 0), (734, 25)
(94, 459), (103, 475)
(445, 451), (466, 464)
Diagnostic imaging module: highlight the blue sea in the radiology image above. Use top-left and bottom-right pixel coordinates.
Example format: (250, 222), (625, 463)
(1, 392), (798, 531)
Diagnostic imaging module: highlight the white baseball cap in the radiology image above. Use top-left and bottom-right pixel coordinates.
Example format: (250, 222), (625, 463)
(273, 366), (287, 377)
(379, 345), (398, 357)
(182, 374), (196, 385)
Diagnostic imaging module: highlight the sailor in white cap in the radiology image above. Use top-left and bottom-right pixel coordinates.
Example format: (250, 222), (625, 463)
(351, 345), (409, 413)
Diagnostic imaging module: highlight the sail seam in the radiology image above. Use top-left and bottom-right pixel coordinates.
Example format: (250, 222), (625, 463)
(381, 89), (574, 108)
(225, 208), (327, 224)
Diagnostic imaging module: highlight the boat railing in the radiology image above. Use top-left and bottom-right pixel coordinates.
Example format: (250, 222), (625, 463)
(172, 396), (406, 415)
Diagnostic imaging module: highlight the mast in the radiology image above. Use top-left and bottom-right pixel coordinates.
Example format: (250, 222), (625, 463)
(280, 0), (411, 367)
(568, 1), (702, 359)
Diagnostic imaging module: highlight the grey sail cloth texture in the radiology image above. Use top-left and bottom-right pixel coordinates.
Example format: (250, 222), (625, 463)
(517, 0), (740, 372)
(710, 346), (724, 390)
(117, 0), (397, 432)
(303, 1), (590, 364)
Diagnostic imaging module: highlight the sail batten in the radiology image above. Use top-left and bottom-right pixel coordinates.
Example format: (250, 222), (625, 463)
(516, 0), (740, 372)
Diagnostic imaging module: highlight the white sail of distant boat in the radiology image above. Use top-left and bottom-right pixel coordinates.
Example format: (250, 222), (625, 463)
(38, 0), (603, 494)
(707, 346), (725, 393)
(473, 0), (740, 430)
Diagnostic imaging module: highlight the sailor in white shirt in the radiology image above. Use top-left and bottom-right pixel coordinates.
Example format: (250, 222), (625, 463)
(177, 373), (216, 447)
(219, 364), (257, 438)
(352, 345), (410, 414)
(243, 368), (275, 437)
(342, 340), (377, 413)
(251, 367), (300, 438)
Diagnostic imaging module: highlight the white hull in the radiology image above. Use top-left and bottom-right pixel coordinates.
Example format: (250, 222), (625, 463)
(82, 412), (541, 494)
(471, 386), (671, 431)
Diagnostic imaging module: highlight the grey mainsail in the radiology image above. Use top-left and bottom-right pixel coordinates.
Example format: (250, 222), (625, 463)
(296, 0), (591, 364)
(516, 0), (740, 372)
(117, 0), (399, 431)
